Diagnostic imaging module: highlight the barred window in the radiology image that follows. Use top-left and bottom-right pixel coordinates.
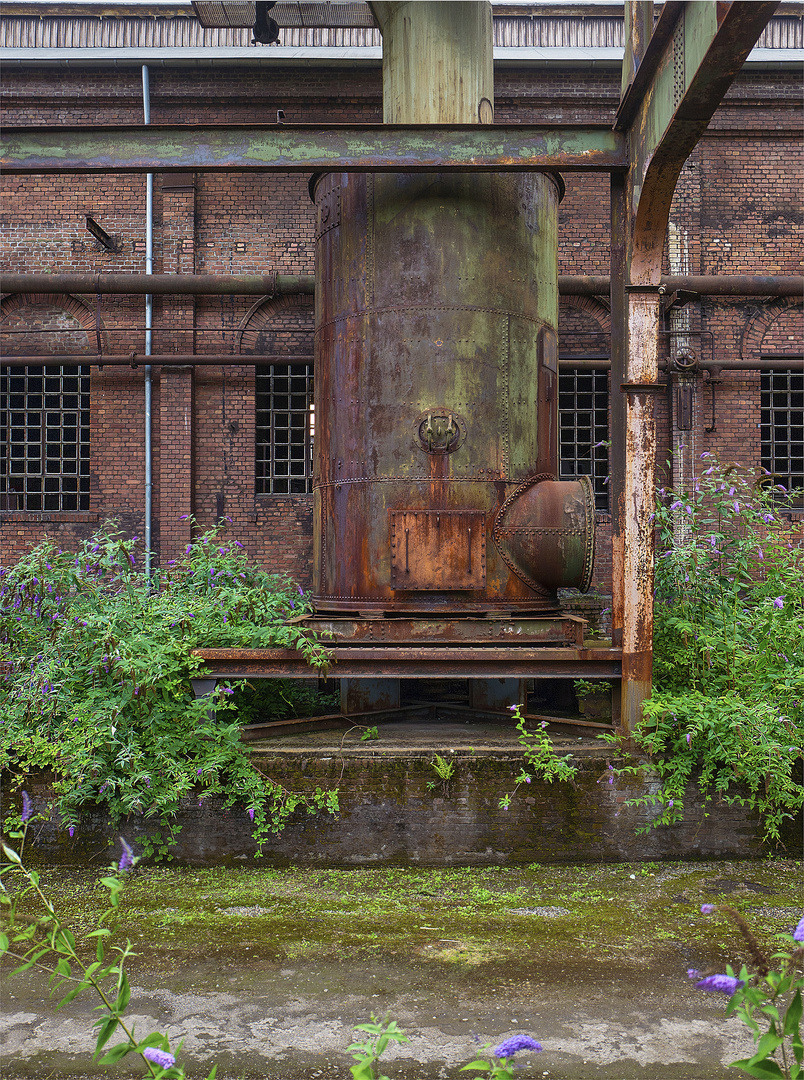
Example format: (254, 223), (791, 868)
(558, 365), (609, 511)
(255, 362), (314, 495)
(0, 364), (90, 512)
(761, 365), (804, 508)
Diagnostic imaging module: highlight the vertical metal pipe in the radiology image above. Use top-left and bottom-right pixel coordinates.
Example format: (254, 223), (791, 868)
(142, 65), (153, 581)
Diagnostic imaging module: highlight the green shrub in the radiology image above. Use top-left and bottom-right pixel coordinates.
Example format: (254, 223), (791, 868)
(0, 521), (338, 858)
(606, 457), (803, 842)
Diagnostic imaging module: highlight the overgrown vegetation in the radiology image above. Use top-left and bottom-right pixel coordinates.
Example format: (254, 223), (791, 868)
(0, 522), (338, 857)
(606, 456), (804, 842)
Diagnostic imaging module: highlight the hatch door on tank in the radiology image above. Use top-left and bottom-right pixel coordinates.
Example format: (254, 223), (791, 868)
(390, 511), (486, 591)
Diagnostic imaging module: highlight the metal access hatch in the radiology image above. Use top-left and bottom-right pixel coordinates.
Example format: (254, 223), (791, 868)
(390, 511), (486, 591)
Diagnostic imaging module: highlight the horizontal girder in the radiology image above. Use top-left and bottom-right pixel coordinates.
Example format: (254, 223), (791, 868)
(0, 123), (627, 174)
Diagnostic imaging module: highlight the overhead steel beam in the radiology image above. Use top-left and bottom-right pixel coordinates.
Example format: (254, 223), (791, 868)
(0, 123), (627, 175)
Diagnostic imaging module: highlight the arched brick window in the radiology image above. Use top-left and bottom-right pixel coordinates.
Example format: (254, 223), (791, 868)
(0, 295), (98, 512)
(239, 294), (315, 496)
(558, 297), (611, 511)
(743, 300), (804, 508)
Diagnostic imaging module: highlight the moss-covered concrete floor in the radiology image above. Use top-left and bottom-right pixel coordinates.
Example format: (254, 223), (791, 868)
(1, 859), (800, 1079)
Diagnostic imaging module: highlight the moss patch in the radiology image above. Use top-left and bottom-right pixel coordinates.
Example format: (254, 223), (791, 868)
(4, 859), (800, 981)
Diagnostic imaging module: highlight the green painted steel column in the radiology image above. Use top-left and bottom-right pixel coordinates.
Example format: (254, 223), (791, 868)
(371, 1), (494, 124)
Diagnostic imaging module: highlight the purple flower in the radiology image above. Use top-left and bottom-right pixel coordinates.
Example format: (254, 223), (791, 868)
(21, 791), (33, 823)
(68, 826), (75, 838)
(733, 501), (740, 514)
(701, 904), (715, 914)
(492, 1034), (542, 1058)
(197, 767), (203, 776)
(180, 514), (189, 520)
(670, 500), (683, 511)
(686, 733), (691, 744)
(687, 969), (701, 979)
(142, 1047), (176, 1069)
(763, 513), (775, 524)
(696, 974), (745, 995)
(247, 807), (255, 822)
(185, 545), (192, 554)
(508, 704), (518, 711)
(793, 915), (804, 943)
(773, 597), (784, 609)
(118, 837), (135, 872)
(235, 541), (244, 548)
(668, 800), (674, 807)
(524, 776), (531, 784)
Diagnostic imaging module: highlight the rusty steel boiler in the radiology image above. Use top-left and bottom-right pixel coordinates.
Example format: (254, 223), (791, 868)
(312, 170), (595, 613)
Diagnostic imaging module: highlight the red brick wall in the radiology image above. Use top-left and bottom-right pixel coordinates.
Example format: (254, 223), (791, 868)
(1, 61), (801, 609)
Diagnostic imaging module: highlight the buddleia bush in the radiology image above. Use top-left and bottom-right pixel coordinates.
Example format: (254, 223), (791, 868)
(608, 456), (804, 842)
(0, 521), (337, 858)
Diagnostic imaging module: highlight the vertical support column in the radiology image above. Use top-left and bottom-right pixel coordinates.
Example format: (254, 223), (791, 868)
(341, 679), (401, 716)
(621, 289), (660, 732)
(469, 679), (527, 713)
(609, 174), (627, 730)
(622, 2), (654, 96)
(159, 365), (195, 561)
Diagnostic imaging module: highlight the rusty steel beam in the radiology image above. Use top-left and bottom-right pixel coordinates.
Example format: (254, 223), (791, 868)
(192, 646), (624, 679)
(629, 3), (780, 283)
(0, 123), (627, 175)
(613, 1), (780, 737)
(4, 273), (800, 297)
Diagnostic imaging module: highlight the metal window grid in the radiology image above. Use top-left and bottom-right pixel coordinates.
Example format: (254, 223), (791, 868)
(558, 364), (610, 511)
(0, 364), (90, 512)
(761, 364), (804, 508)
(255, 362), (314, 495)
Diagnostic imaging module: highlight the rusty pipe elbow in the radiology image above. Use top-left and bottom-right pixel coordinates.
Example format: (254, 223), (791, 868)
(492, 475), (596, 594)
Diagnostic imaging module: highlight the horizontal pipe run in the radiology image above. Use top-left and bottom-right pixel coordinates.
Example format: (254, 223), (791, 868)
(2, 273), (800, 297)
(0, 273), (316, 296)
(3, 354), (797, 372)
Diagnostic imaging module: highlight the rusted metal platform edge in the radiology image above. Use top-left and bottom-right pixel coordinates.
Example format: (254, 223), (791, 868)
(192, 646), (623, 679)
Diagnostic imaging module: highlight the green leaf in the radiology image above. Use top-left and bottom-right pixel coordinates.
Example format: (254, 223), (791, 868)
(99, 1041), (134, 1064)
(93, 1015), (120, 1056)
(2, 844), (22, 864)
(751, 1031), (784, 1061)
(729, 1058), (786, 1079)
(784, 989), (802, 1038)
(56, 981), (91, 1008)
(0, 932), (9, 955)
(114, 972), (131, 1013)
(460, 1063), (491, 1072)
(204, 1067), (218, 1080)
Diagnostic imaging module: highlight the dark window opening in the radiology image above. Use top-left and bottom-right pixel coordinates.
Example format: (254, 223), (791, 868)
(761, 364), (804, 508)
(558, 364), (609, 511)
(255, 362), (314, 495)
(0, 365), (90, 511)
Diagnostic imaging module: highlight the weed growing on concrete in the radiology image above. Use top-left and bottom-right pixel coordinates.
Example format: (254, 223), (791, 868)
(498, 704), (577, 810)
(693, 903), (804, 1078)
(0, 521), (338, 857)
(604, 457), (804, 842)
(427, 753), (456, 795)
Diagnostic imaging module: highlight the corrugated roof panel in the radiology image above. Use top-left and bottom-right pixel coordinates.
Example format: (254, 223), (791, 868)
(0, 10), (798, 52)
(757, 16), (803, 48)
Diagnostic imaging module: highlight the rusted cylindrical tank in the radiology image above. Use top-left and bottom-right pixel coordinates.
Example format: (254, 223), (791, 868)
(312, 169), (594, 613)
